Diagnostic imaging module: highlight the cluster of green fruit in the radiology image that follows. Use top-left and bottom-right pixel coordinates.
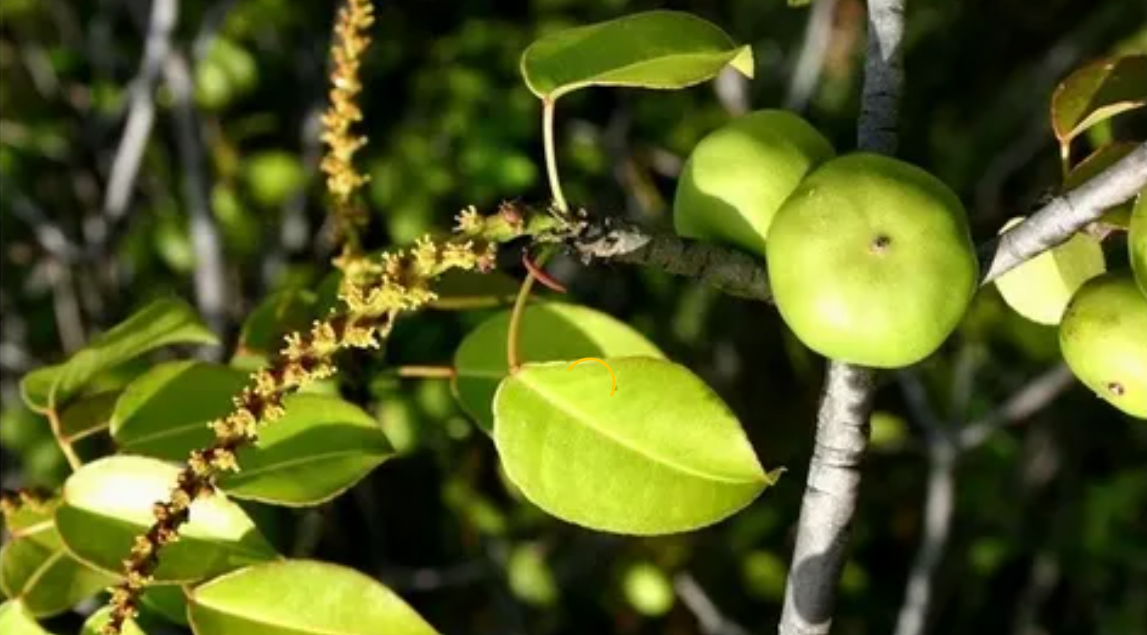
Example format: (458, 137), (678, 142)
(672, 110), (1146, 419)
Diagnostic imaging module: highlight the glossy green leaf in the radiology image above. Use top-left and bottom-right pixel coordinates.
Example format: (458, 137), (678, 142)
(453, 303), (664, 433)
(493, 357), (780, 534)
(140, 585), (190, 626)
(55, 456), (278, 583)
(233, 289), (318, 369)
(1051, 55), (1147, 143)
(110, 361), (247, 461)
(218, 394), (394, 506)
(82, 607), (148, 635)
(57, 391), (118, 443)
(0, 497), (114, 617)
(1131, 188), (1147, 297)
(520, 11), (753, 101)
(21, 299), (218, 412)
(187, 560), (441, 635)
(428, 270), (519, 310)
(0, 600), (54, 634)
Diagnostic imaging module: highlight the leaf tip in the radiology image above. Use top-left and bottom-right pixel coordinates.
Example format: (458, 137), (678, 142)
(729, 45), (755, 79)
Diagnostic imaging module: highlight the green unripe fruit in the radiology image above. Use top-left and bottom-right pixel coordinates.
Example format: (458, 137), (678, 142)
(994, 216), (1105, 325)
(1130, 189), (1147, 298)
(1059, 273), (1147, 419)
(766, 153), (978, 368)
(673, 109), (835, 256)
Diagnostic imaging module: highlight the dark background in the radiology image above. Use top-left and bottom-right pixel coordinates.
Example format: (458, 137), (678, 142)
(2, 1), (1146, 634)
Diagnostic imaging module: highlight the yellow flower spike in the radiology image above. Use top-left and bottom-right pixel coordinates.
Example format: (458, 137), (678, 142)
(455, 205), (483, 234)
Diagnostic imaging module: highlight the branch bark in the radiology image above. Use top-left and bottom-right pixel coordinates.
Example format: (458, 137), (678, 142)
(572, 220), (771, 301)
(779, 1), (904, 633)
(164, 50), (229, 343)
(980, 141), (1147, 283)
(91, 0), (177, 251)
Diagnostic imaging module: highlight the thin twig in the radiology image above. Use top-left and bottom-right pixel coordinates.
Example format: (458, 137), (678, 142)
(396, 365), (456, 379)
(163, 49), (229, 343)
(674, 572), (752, 635)
(958, 364), (1074, 450)
(892, 448), (955, 635)
(93, 0), (177, 251)
(786, 0), (839, 112)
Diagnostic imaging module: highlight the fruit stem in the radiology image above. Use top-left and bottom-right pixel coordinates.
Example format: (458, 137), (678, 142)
(542, 98), (569, 214)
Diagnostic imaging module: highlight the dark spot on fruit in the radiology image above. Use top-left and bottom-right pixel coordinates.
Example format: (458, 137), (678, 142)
(1107, 381), (1125, 397)
(870, 234), (892, 254)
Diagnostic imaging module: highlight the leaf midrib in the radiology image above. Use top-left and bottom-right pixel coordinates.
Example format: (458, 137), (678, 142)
(515, 373), (761, 485)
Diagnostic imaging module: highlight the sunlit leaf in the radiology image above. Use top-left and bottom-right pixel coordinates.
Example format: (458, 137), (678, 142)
(0, 600), (55, 634)
(20, 299), (218, 412)
(110, 361), (247, 460)
(494, 357), (780, 534)
(520, 11), (753, 101)
(187, 560), (440, 635)
(0, 497), (114, 617)
(55, 456), (278, 583)
(453, 303), (664, 433)
(1051, 55), (1147, 143)
(218, 394), (394, 506)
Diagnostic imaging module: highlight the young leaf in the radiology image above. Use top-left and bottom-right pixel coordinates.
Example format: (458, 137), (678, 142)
(0, 600), (55, 635)
(110, 361), (248, 460)
(55, 456), (278, 583)
(187, 560), (441, 635)
(1051, 55), (1147, 144)
(493, 357), (781, 535)
(520, 11), (754, 101)
(0, 497), (114, 617)
(453, 303), (664, 433)
(218, 394), (394, 506)
(20, 298), (218, 412)
(1131, 188), (1147, 297)
(57, 391), (119, 443)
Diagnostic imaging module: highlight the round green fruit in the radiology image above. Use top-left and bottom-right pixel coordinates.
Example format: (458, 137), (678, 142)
(1059, 273), (1147, 419)
(673, 109), (835, 257)
(994, 216), (1105, 325)
(1130, 188), (1147, 297)
(765, 153), (978, 368)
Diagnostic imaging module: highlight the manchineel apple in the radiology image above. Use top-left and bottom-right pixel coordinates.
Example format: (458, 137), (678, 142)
(1059, 273), (1147, 419)
(994, 216), (1105, 325)
(673, 109), (835, 257)
(1130, 188), (1147, 298)
(765, 153), (978, 368)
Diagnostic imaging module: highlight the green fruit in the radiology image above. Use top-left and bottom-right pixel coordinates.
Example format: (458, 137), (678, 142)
(765, 153), (978, 368)
(994, 216), (1105, 325)
(1130, 189), (1147, 297)
(673, 109), (835, 257)
(243, 151), (305, 208)
(1059, 273), (1147, 419)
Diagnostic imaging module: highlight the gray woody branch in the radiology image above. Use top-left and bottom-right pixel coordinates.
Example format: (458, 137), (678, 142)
(780, 1), (904, 634)
(573, 141), (1147, 307)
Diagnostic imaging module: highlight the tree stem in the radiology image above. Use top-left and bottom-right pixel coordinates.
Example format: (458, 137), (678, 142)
(780, 1), (905, 632)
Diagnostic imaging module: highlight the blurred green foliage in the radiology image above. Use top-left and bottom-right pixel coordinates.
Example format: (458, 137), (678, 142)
(2, 1), (1146, 634)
